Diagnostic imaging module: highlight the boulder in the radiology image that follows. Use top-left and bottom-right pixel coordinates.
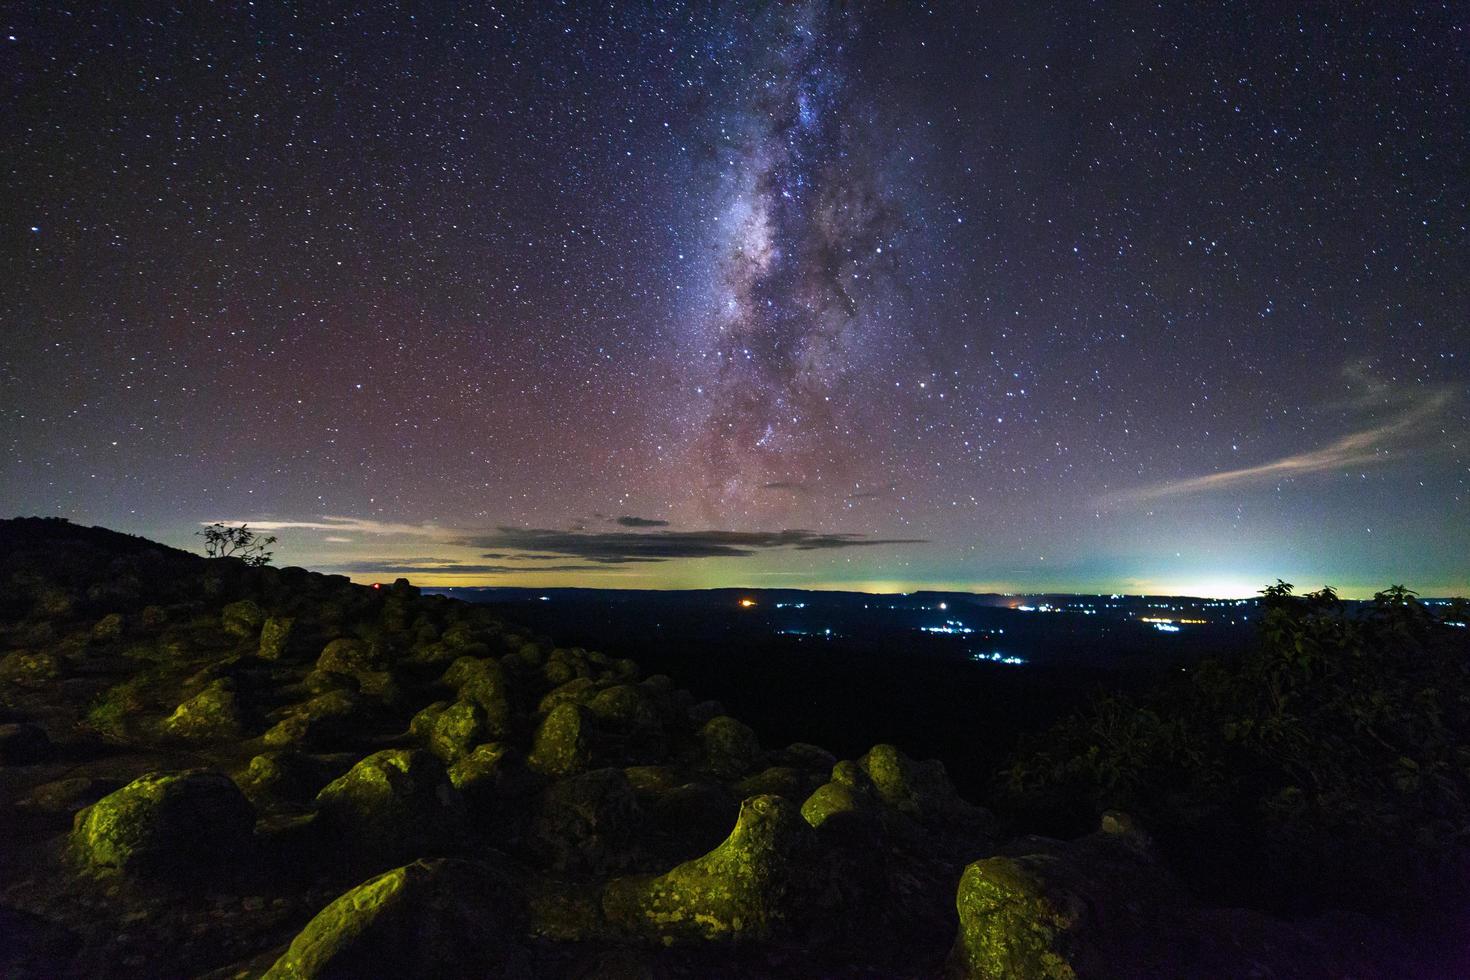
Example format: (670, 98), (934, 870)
(0, 650), (62, 688)
(221, 599), (266, 637)
(700, 715), (762, 778)
(315, 637), (386, 678)
(531, 767), (639, 875)
(314, 749), (463, 862)
(860, 743), (968, 823)
(71, 770), (255, 876)
(237, 751), (345, 805)
(441, 657), (513, 734)
(801, 761), (882, 830)
(410, 699), (490, 763)
(162, 679), (244, 741)
(536, 676), (601, 715)
(262, 690), (365, 748)
(448, 742), (533, 813)
(528, 703), (597, 777)
(20, 776), (122, 817)
(262, 858), (530, 980)
(91, 613), (125, 642)
(258, 615), (296, 660)
(603, 794), (814, 943)
(736, 765), (822, 803)
(0, 722), (53, 765)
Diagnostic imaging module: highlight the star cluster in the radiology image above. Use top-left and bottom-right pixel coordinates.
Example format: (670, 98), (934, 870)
(2, 2), (1466, 595)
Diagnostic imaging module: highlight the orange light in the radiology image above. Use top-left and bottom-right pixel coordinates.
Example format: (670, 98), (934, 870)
(739, 598), (756, 608)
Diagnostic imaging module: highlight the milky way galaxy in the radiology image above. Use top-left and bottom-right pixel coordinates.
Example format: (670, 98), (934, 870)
(4, 2), (1467, 596)
(676, 1), (906, 522)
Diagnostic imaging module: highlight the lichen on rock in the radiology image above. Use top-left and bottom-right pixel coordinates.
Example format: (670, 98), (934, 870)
(262, 858), (531, 979)
(700, 715), (762, 779)
(70, 769), (256, 877)
(528, 702), (597, 776)
(162, 678), (244, 740)
(313, 749), (463, 862)
(603, 794), (814, 943)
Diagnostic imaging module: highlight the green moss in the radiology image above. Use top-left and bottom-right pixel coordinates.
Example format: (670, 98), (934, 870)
(258, 615), (296, 660)
(314, 749), (463, 860)
(946, 857), (1080, 980)
(162, 678), (244, 740)
(701, 715), (762, 778)
(602, 794), (811, 943)
(528, 703), (596, 776)
(262, 858), (529, 979)
(418, 699), (488, 763)
(91, 612), (125, 642)
(800, 779), (876, 829)
(315, 637), (385, 677)
(0, 650), (62, 688)
(441, 657), (512, 734)
(262, 690), (363, 748)
(859, 743), (964, 821)
(532, 768), (639, 875)
(221, 599), (266, 637)
(736, 766), (816, 802)
(71, 769), (255, 877)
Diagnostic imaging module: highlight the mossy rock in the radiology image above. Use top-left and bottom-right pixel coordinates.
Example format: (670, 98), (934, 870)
(528, 703), (598, 777)
(262, 690), (365, 748)
(945, 856), (1083, 980)
(86, 671), (168, 738)
(588, 684), (662, 732)
(441, 657), (513, 733)
(91, 613), (125, 642)
(262, 858), (531, 980)
(531, 767), (640, 875)
(314, 749), (463, 862)
(410, 699), (489, 763)
(448, 742), (533, 813)
(20, 776), (122, 816)
(736, 765), (821, 803)
(859, 743), (967, 822)
(801, 779), (879, 830)
(315, 637), (386, 677)
(221, 599), (266, 637)
(162, 679), (244, 741)
(700, 715), (762, 778)
(237, 751), (347, 805)
(258, 615), (296, 660)
(0, 650), (62, 688)
(603, 794), (814, 943)
(71, 769), (256, 877)
(537, 676), (602, 715)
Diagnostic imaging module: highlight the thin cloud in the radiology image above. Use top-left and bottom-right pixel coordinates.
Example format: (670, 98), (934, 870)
(1112, 390), (1453, 504)
(202, 516), (454, 539)
(760, 481), (812, 495)
(613, 516), (670, 527)
(462, 527), (926, 565)
(325, 559), (598, 576)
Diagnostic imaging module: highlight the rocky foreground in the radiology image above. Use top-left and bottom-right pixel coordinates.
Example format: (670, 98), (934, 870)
(0, 518), (1407, 977)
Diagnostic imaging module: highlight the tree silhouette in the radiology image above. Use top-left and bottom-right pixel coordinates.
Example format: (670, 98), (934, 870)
(197, 523), (277, 566)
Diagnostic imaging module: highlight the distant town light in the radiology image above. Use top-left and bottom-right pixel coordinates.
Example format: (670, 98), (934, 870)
(739, 598), (756, 608)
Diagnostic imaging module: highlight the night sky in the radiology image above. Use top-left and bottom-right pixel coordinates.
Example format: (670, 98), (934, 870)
(4, 3), (1467, 597)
